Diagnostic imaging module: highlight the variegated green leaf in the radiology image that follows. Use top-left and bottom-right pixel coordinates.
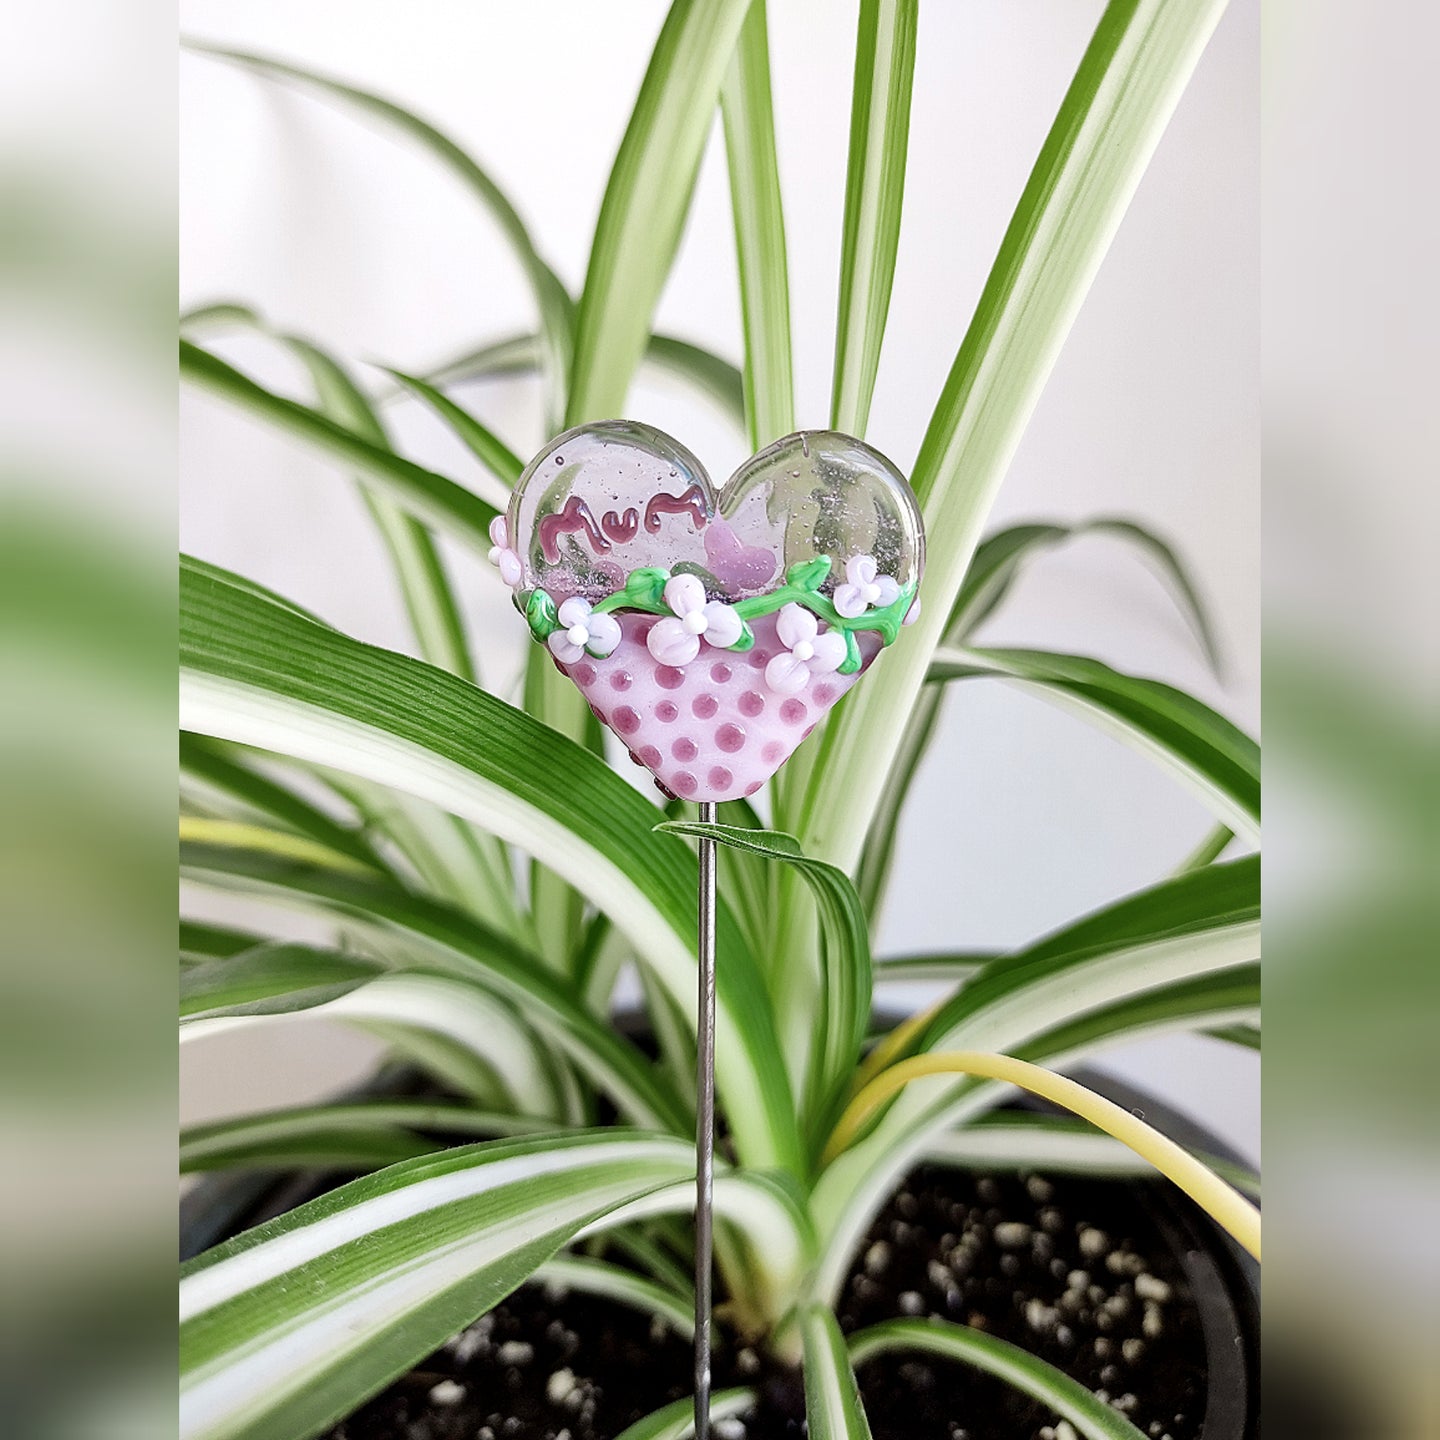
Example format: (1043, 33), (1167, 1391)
(830, 0), (918, 436)
(812, 858), (1258, 1301)
(800, 1304), (874, 1440)
(182, 42), (574, 416)
(180, 1132), (806, 1440)
(180, 340), (498, 552)
(180, 1101), (549, 1174)
(613, 1389), (756, 1440)
(661, 822), (871, 1144)
(566, 0), (754, 423)
(849, 1319), (1146, 1439)
(796, 0), (1229, 873)
(929, 646), (1260, 841)
(720, 0), (794, 449)
(180, 557), (801, 1170)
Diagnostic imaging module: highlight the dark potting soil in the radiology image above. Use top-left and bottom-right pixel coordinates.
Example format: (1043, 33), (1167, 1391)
(325, 1165), (1209, 1440)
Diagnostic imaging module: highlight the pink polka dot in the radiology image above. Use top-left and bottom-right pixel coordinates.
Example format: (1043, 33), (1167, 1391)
(761, 741), (784, 764)
(745, 780), (763, 796)
(589, 704), (606, 724)
(710, 662), (733, 683)
(739, 691), (765, 718)
(573, 662), (597, 686)
(803, 723), (817, 738)
(655, 700), (679, 723)
(638, 745), (662, 769)
(612, 705), (640, 736)
(780, 699), (807, 726)
(657, 666), (686, 690)
(813, 683), (835, 705)
(672, 737), (699, 762)
(716, 723), (746, 753)
(610, 670), (633, 692)
(708, 766), (733, 791)
(747, 649), (774, 670)
(672, 770), (697, 797)
(692, 694), (719, 720)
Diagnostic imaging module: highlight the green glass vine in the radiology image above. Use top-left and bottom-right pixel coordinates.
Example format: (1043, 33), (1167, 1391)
(516, 554), (916, 674)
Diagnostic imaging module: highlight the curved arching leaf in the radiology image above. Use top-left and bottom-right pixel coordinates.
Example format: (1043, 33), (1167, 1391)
(181, 42), (575, 413)
(180, 841), (681, 1132)
(850, 1319), (1146, 1439)
(929, 646), (1260, 842)
(179, 943), (382, 1022)
(660, 822), (871, 1144)
(811, 858), (1259, 1301)
(181, 340), (498, 552)
(613, 1389), (756, 1440)
(379, 366), (523, 495)
(180, 1131), (804, 1440)
(179, 557), (800, 1171)
(950, 517), (1221, 668)
(180, 1101), (549, 1174)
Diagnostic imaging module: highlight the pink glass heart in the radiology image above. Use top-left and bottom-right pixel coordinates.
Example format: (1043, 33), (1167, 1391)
(495, 422), (924, 803)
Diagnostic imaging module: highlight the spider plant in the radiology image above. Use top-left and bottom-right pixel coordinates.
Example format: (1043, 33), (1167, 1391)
(178, 2), (1258, 1437)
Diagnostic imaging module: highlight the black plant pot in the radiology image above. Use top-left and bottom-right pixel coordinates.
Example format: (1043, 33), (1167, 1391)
(182, 1052), (1258, 1440)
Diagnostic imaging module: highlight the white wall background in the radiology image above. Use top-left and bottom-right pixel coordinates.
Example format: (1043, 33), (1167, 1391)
(180, 0), (1259, 1163)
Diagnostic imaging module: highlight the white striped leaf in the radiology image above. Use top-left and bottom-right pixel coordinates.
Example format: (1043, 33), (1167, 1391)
(720, 0), (795, 449)
(179, 558), (801, 1170)
(613, 1389), (756, 1440)
(849, 1319), (1147, 1439)
(661, 822), (871, 1140)
(180, 341), (498, 552)
(801, 1305), (874, 1440)
(811, 859), (1258, 1301)
(929, 646), (1260, 842)
(565, 0), (754, 424)
(793, 0), (1229, 873)
(180, 735), (389, 877)
(180, 1132), (805, 1440)
(830, 0), (918, 437)
(180, 1101), (549, 1174)
(182, 42), (575, 416)
(534, 1254), (695, 1338)
(923, 1111), (1260, 1197)
(183, 970), (559, 1117)
(180, 842), (685, 1133)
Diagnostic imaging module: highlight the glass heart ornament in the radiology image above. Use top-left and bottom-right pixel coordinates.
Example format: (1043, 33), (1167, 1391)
(491, 421), (925, 803)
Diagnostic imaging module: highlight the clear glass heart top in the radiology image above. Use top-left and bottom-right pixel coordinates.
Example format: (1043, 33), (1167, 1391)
(719, 430), (924, 601)
(509, 420), (715, 604)
(508, 422), (923, 607)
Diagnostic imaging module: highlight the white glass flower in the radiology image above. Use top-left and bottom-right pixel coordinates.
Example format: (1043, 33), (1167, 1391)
(487, 516), (523, 589)
(645, 573), (743, 666)
(764, 603), (847, 695)
(546, 597), (622, 664)
(833, 554), (901, 618)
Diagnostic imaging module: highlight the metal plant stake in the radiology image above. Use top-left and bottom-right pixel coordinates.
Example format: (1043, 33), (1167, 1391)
(494, 422), (925, 1438)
